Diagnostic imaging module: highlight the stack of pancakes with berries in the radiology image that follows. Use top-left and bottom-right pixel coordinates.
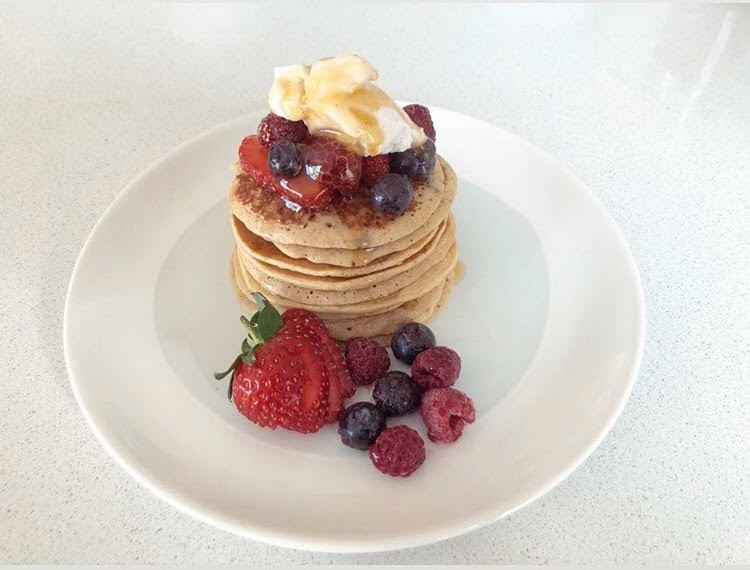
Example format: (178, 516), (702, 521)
(228, 55), (460, 343)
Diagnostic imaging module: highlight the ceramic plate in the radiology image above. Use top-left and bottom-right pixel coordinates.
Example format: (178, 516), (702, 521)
(64, 107), (644, 552)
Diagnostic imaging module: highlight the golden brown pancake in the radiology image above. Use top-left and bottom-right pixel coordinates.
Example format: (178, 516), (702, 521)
(239, 216), (454, 294)
(231, 253), (458, 341)
(232, 214), (445, 276)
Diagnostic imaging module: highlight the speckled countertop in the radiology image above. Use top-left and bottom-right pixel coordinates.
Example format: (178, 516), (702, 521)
(2, 3), (749, 564)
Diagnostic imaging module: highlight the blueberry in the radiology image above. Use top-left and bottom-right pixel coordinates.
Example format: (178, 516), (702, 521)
(268, 140), (302, 177)
(371, 173), (413, 215)
(391, 322), (436, 364)
(373, 371), (422, 417)
(338, 402), (387, 450)
(389, 139), (436, 182)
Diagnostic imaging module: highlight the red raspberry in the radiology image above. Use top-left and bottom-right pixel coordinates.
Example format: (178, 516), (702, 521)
(301, 136), (362, 195)
(361, 154), (390, 187)
(257, 113), (309, 148)
(345, 337), (390, 385)
(411, 346), (461, 390)
(420, 387), (475, 443)
(403, 104), (436, 141)
(369, 426), (426, 477)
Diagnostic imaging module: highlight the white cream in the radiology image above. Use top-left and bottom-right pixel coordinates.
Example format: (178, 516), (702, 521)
(267, 55), (426, 156)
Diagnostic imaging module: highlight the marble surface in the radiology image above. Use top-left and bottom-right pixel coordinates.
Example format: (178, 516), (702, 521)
(1, 2), (749, 564)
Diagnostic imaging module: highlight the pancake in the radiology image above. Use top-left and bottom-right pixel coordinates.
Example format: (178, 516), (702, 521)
(272, 195), (451, 267)
(232, 244), (458, 314)
(239, 216), (455, 293)
(231, 253), (458, 341)
(232, 214), (444, 276)
(229, 156), (457, 250)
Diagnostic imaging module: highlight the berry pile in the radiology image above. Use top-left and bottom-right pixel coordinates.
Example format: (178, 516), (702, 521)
(335, 324), (475, 478)
(237, 104), (438, 214)
(215, 307), (472, 477)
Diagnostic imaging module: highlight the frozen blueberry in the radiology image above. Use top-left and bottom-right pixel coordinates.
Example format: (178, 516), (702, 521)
(389, 139), (436, 182)
(391, 322), (436, 364)
(338, 402), (387, 450)
(371, 173), (413, 216)
(373, 371), (422, 417)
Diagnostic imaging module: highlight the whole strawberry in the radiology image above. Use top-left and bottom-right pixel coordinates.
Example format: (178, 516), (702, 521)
(214, 293), (350, 432)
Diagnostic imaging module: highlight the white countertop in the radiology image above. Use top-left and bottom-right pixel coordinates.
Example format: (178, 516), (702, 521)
(2, 3), (749, 564)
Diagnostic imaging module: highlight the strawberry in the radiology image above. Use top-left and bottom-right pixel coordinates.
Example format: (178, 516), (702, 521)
(361, 154), (390, 187)
(301, 135), (362, 196)
(214, 293), (334, 433)
(239, 135), (334, 210)
(284, 309), (354, 420)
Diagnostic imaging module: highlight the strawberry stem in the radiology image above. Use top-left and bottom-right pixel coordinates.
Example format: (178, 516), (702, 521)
(214, 355), (240, 380)
(213, 293), (283, 401)
(241, 315), (264, 346)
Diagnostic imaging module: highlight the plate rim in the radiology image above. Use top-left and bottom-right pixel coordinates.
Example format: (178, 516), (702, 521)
(63, 107), (645, 552)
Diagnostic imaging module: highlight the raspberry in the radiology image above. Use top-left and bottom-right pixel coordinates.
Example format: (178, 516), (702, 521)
(420, 387), (475, 443)
(403, 104), (436, 141)
(411, 346), (461, 389)
(345, 337), (390, 385)
(361, 154), (390, 187)
(257, 113), (309, 148)
(369, 426), (426, 477)
(302, 136), (362, 195)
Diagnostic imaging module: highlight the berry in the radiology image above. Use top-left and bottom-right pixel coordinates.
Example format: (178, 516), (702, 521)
(373, 371), (422, 416)
(214, 294), (346, 433)
(420, 387), (475, 443)
(257, 113), (308, 148)
(302, 136), (362, 195)
(268, 140), (302, 177)
(411, 346), (461, 389)
(361, 154), (390, 187)
(283, 308), (353, 422)
(403, 104), (436, 141)
(338, 402), (387, 450)
(389, 139), (436, 182)
(345, 337), (390, 386)
(371, 173), (413, 216)
(239, 135), (277, 191)
(369, 426), (426, 477)
(239, 135), (334, 210)
(391, 322), (436, 364)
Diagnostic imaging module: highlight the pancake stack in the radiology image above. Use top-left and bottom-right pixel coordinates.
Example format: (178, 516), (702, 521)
(228, 155), (460, 343)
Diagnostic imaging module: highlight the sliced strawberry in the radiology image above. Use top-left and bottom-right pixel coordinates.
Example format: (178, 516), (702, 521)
(295, 340), (327, 412)
(238, 135), (334, 210)
(231, 337), (329, 433)
(216, 293), (333, 433)
(278, 172), (334, 210)
(239, 135), (277, 192)
(283, 309), (353, 421)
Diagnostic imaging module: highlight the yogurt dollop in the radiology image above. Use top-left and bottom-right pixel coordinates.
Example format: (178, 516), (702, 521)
(268, 55), (426, 156)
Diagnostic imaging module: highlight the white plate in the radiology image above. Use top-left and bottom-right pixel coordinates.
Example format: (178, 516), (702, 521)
(64, 107), (644, 552)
